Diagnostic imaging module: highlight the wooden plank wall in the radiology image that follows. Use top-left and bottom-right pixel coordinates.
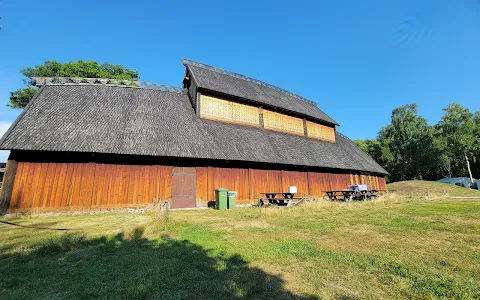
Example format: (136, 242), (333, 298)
(248, 169), (283, 200)
(8, 162), (387, 210)
(196, 167), (252, 203)
(9, 162), (172, 210)
(307, 172), (332, 196)
(281, 171), (309, 195)
(196, 167), (387, 205)
(378, 177), (387, 190)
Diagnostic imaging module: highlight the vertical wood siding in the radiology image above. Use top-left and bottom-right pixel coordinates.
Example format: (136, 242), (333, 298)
(8, 162), (387, 210)
(196, 167), (251, 203)
(307, 172), (332, 195)
(248, 169), (283, 200)
(9, 162), (172, 210)
(378, 177), (387, 190)
(195, 167), (387, 204)
(281, 171), (309, 195)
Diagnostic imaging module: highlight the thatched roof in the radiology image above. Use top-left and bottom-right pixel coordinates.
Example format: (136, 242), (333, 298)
(0, 84), (387, 174)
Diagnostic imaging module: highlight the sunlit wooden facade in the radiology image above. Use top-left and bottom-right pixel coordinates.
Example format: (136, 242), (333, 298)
(0, 59), (388, 212)
(4, 160), (386, 211)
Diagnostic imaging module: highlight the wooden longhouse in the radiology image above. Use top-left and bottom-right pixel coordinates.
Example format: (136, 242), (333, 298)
(0, 59), (388, 212)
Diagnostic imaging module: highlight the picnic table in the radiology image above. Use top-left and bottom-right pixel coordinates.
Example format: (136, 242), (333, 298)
(325, 189), (390, 201)
(259, 192), (302, 206)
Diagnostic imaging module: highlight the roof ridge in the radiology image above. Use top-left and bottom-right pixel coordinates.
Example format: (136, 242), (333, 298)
(32, 77), (185, 94)
(182, 58), (318, 107)
(336, 131), (352, 141)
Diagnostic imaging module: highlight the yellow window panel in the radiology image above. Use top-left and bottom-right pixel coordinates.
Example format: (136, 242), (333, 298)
(263, 110), (304, 136)
(200, 95), (259, 127)
(306, 121), (336, 142)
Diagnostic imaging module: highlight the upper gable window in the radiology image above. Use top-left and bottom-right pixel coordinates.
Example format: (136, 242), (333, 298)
(199, 94), (336, 143)
(263, 110), (304, 136)
(200, 95), (259, 127)
(306, 121), (336, 142)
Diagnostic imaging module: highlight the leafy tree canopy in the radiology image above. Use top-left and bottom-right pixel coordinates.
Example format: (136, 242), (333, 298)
(8, 60), (139, 108)
(357, 103), (479, 182)
(377, 104), (438, 181)
(435, 103), (476, 177)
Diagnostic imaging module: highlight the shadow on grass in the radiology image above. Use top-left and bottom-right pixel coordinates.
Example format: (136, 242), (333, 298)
(0, 227), (317, 300)
(0, 220), (79, 230)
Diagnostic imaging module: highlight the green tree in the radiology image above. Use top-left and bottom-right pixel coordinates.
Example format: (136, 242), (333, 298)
(472, 112), (480, 178)
(354, 139), (368, 153)
(354, 138), (392, 170)
(357, 103), (479, 182)
(8, 86), (38, 109)
(435, 103), (477, 179)
(378, 104), (438, 181)
(8, 60), (140, 108)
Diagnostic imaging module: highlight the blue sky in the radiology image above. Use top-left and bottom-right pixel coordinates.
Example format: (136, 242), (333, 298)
(0, 0), (479, 161)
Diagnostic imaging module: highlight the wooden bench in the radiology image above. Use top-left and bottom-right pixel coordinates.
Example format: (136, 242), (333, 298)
(259, 192), (302, 206)
(325, 189), (391, 201)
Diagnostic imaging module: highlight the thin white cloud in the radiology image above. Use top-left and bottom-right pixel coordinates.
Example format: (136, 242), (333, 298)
(0, 122), (12, 162)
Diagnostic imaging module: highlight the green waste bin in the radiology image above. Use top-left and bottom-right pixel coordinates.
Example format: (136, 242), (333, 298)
(215, 188), (228, 210)
(227, 191), (237, 209)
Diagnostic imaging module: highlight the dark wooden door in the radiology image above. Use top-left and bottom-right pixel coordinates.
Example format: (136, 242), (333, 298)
(171, 167), (196, 209)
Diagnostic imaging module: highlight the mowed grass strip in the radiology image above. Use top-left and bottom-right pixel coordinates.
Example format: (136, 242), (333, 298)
(388, 180), (480, 197)
(1, 196), (479, 299)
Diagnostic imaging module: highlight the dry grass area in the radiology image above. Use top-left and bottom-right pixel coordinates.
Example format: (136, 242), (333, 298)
(1, 195), (479, 299)
(388, 180), (480, 197)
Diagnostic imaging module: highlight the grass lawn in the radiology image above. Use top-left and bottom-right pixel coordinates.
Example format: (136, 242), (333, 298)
(1, 195), (479, 299)
(388, 180), (480, 197)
